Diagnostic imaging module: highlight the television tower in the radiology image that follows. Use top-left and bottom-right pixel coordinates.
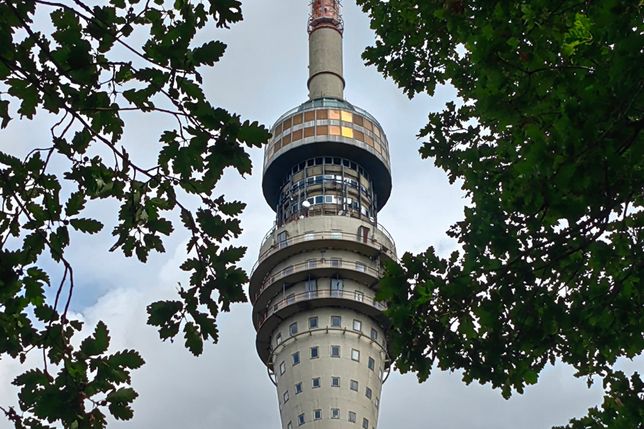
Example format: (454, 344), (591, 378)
(250, 1), (395, 427)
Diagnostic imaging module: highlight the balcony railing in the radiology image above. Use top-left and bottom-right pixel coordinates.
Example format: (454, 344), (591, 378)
(258, 289), (387, 328)
(253, 257), (382, 302)
(252, 224), (396, 277)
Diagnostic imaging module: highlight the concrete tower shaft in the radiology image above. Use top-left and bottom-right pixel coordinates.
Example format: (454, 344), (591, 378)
(252, 2), (395, 428)
(308, 0), (345, 100)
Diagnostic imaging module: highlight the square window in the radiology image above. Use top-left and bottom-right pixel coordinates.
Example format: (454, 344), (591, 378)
(309, 316), (318, 329)
(295, 382), (302, 394)
(366, 387), (372, 399)
(355, 262), (366, 272)
(331, 345), (341, 358)
(331, 315), (342, 327)
(331, 408), (340, 419)
(292, 351), (300, 366)
(289, 322), (298, 336)
(298, 413), (305, 426)
(368, 357), (375, 371)
(283, 390), (289, 403)
(351, 348), (360, 362)
(354, 291), (364, 302)
(279, 361), (286, 375)
(331, 376), (340, 388)
(362, 418), (369, 429)
(311, 346), (319, 359)
(312, 377), (321, 389)
(370, 328), (378, 341)
(348, 411), (357, 423)
(350, 379), (359, 391)
(313, 409), (322, 420)
(353, 319), (362, 332)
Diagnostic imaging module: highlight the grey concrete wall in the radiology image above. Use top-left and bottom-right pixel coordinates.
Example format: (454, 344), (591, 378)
(308, 28), (344, 99)
(272, 308), (386, 429)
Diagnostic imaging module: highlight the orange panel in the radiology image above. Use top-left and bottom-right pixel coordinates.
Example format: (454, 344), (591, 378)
(341, 111), (353, 122)
(341, 127), (354, 138)
(282, 118), (292, 131)
(316, 109), (328, 120)
(329, 126), (341, 135)
(353, 115), (364, 126)
(363, 119), (373, 131)
(283, 133), (292, 144)
(316, 125), (329, 135)
(304, 111), (315, 122)
(292, 129), (303, 141)
(354, 130), (365, 141)
(293, 114), (303, 125)
(328, 109), (341, 120)
(365, 135), (373, 146)
(304, 127), (315, 138)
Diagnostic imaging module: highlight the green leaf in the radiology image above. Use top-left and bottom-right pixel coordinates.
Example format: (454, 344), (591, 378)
(33, 304), (59, 323)
(80, 321), (110, 356)
(106, 387), (137, 403)
(0, 99), (11, 128)
(7, 78), (39, 118)
(239, 121), (271, 147)
(107, 349), (145, 370)
(106, 387), (137, 421)
(191, 40), (227, 66)
(218, 200), (245, 216)
(524, 369), (538, 385)
(65, 191), (86, 217)
(183, 322), (203, 356)
(146, 300), (182, 326)
(69, 218), (103, 234)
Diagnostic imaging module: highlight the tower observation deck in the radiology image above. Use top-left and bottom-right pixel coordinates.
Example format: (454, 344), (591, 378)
(251, 2), (395, 428)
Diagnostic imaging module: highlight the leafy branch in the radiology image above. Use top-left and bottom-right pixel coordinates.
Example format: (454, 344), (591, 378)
(0, 0), (268, 427)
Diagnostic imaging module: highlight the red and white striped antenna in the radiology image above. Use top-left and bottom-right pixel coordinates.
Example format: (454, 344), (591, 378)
(308, 0), (343, 34)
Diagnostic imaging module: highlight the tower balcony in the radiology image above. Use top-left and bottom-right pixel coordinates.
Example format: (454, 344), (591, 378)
(249, 215), (396, 302)
(251, 255), (382, 314)
(254, 288), (388, 366)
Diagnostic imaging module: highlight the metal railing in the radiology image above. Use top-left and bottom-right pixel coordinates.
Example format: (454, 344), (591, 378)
(252, 223), (396, 276)
(258, 289), (387, 327)
(253, 257), (382, 301)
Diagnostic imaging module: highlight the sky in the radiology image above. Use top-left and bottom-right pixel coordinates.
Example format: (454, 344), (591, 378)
(0, 1), (641, 428)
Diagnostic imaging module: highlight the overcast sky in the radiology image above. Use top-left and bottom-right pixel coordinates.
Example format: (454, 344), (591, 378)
(1, 1), (641, 428)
